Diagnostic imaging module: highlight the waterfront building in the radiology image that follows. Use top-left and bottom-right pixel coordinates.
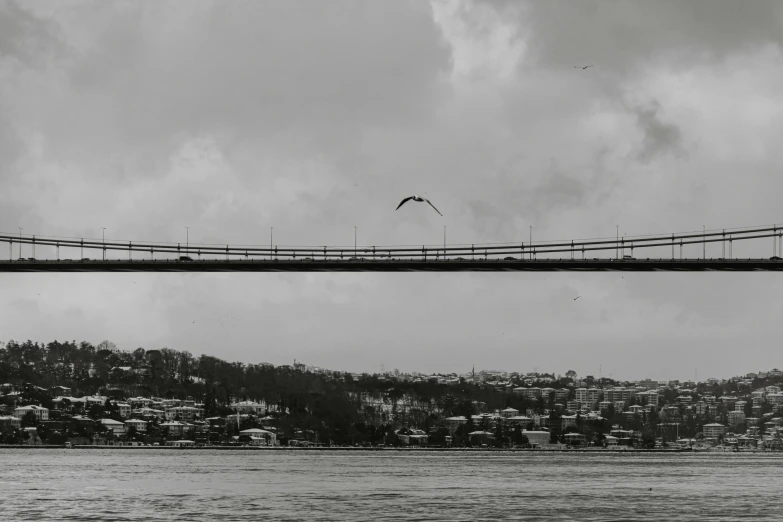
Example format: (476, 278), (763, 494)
(239, 428), (276, 445)
(160, 421), (186, 438)
(124, 418), (148, 433)
(702, 423), (726, 441)
(100, 418), (127, 436)
(167, 440), (195, 447)
(443, 416), (467, 434)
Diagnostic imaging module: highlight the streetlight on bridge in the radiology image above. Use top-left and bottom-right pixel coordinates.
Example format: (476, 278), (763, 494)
(444, 225), (446, 254)
(101, 227), (107, 261)
(270, 227), (273, 260)
(185, 227), (189, 256)
(17, 227), (22, 259)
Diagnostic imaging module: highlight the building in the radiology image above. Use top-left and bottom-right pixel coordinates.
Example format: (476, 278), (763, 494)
(505, 416), (534, 429)
(124, 418), (148, 433)
(702, 423), (726, 441)
(239, 428), (276, 445)
(167, 440), (195, 447)
(500, 408), (519, 418)
(0, 415), (22, 431)
(160, 421), (186, 438)
(115, 402), (131, 418)
(443, 416), (468, 434)
(563, 433), (587, 446)
(554, 389), (571, 403)
(605, 388), (637, 403)
(575, 388), (600, 406)
(516, 387), (542, 400)
(727, 411), (745, 427)
(166, 406), (204, 421)
(396, 428), (428, 446)
(636, 379), (659, 390)
(100, 418), (127, 436)
(561, 415), (578, 430)
(230, 401), (266, 415)
(13, 405), (49, 421)
(637, 390), (659, 407)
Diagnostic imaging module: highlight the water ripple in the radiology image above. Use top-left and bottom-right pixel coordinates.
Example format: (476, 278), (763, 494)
(0, 449), (782, 520)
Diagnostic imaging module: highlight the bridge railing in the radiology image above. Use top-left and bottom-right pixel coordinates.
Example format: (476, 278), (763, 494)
(1, 225), (781, 261)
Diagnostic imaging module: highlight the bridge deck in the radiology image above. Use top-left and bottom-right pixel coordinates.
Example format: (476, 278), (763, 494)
(0, 259), (781, 272)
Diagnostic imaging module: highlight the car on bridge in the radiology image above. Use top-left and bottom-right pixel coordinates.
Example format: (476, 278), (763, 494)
(772, 256), (782, 261)
(503, 257), (517, 261)
(178, 256), (193, 261)
(80, 258), (90, 261)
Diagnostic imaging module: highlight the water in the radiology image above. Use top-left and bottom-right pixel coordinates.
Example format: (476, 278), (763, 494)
(1, 449), (781, 521)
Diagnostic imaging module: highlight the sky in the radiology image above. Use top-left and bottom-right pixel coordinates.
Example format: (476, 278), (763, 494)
(1, 0), (783, 381)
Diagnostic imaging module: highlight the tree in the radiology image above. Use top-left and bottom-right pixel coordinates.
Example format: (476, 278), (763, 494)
(21, 411), (38, 428)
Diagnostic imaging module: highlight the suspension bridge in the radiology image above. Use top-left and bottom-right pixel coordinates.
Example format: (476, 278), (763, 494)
(1, 224), (782, 272)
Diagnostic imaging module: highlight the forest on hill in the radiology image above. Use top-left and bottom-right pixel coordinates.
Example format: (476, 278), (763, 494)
(0, 339), (529, 444)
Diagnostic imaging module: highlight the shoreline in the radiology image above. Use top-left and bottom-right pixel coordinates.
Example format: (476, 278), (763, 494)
(1, 445), (777, 453)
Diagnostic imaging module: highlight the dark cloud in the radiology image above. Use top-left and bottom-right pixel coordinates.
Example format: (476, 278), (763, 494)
(628, 100), (685, 163)
(485, 0), (783, 71)
(0, 1), (64, 67)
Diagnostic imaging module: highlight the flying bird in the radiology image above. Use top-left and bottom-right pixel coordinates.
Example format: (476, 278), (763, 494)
(574, 65), (593, 69)
(395, 195), (443, 216)
(574, 296), (582, 300)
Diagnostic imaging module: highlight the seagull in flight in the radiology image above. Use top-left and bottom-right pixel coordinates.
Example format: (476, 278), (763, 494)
(395, 195), (443, 216)
(574, 65), (593, 69)
(574, 296), (582, 300)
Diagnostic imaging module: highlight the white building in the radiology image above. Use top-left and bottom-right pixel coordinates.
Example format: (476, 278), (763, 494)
(702, 423), (726, 441)
(115, 402), (131, 418)
(13, 405), (49, 421)
(100, 418), (127, 436)
(727, 411), (746, 427)
(124, 418), (148, 432)
(575, 388), (600, 405)
(230, 401), (266, 415)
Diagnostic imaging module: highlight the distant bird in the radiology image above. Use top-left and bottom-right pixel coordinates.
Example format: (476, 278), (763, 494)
(574, 65), (593, 69)
(574, 296), (581, 300)
(395, 195), (443, 216)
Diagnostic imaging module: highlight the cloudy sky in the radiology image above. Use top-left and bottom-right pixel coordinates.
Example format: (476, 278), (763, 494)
(1, 0), (782, 380)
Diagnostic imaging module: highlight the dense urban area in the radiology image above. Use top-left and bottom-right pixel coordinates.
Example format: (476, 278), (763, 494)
(1, 339), (782, 451)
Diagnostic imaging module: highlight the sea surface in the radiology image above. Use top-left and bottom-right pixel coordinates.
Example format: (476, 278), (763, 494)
(0, 449), (782, 521)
